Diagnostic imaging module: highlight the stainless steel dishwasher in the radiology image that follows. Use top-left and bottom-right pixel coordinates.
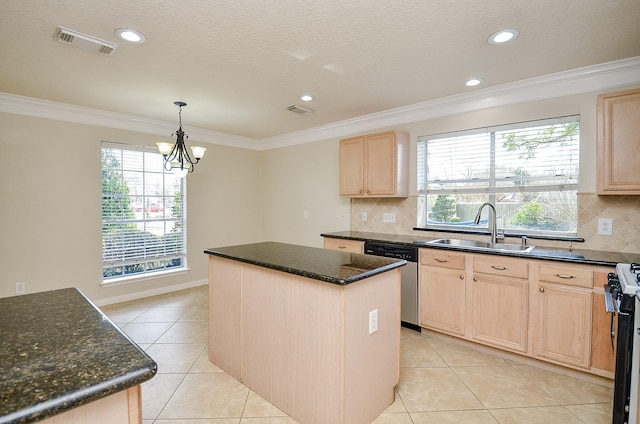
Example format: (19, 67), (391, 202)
(363, 241), (420, 332)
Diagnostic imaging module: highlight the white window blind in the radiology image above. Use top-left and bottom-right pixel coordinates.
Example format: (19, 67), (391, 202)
(101, 142), (187, 282)
(417, 116), (580, 235)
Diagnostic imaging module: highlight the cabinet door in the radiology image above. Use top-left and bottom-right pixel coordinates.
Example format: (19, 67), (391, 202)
(366, 132), (396, 195)
(535, 282), (593, 369)
(419, 265), (466, 336)
(339, 136), (365, 196)
(597, 88), (640, 194)
(472, 273), (528, 353)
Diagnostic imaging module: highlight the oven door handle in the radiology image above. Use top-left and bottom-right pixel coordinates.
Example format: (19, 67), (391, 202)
(610, 313), (615, 349)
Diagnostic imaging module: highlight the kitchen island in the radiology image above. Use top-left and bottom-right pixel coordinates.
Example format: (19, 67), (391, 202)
(204, 242), (406, 424)
(0, 288), (157, 424)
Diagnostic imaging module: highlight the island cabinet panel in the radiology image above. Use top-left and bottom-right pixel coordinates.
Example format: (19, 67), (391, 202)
(207, 254), (400, 424)
(339, 130), (409, 197)
(597, 88), (640, 194)
(208, 256), (242, 378)
(419, 250), (466, 336)
(41, 386), (140, 424)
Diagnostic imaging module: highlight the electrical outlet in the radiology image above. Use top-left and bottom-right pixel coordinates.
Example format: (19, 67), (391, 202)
(16, 282), (26, 294)
(369, 309), (378, 334)
(362, 212), (368, 222)
(598, 218), (613, 236)
(303, 210), (309, 219)
(383, 213), (396, 223)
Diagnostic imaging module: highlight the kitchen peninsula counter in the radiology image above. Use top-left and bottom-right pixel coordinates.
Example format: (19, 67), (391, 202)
(0, 288), (157, 424)
(204, 242), (405, 424)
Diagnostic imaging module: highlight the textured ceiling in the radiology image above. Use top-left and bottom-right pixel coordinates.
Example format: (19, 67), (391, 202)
(1, 0), (639, 140)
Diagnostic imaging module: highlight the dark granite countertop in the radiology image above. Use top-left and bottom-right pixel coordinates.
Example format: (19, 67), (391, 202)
(0, 288), (157, 424)
(321, 231), (640, 267)
(204, 241), (406, 285)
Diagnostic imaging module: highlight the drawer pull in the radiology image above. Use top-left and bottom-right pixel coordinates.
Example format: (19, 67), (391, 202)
(554, 273), (576, 279)
(337, 246), (347, 249)
(434, 258), (449, 263)
(491, 265), (508, 271)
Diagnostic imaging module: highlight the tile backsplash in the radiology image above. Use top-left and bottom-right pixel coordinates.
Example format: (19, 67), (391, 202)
(350, 194), (640, 254)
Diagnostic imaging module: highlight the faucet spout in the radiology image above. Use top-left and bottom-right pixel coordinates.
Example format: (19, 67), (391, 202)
(474, 202), (499, 244)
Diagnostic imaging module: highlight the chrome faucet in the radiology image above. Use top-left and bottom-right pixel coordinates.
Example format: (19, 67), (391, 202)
(474, 202), (503, 244)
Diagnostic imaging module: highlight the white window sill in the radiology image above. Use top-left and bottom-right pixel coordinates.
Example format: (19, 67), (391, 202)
(101, 268), (190, 287)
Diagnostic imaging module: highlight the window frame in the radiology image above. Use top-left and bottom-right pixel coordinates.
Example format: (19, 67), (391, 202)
(416, 115), (580, 237)
(101, 142), (188, 286)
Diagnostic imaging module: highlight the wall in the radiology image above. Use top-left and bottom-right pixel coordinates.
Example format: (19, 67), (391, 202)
(0, 113), (262, 302)
(346, 87), (640, 254)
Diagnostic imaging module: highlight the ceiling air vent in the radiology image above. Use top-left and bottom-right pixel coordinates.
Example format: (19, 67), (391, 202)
(286, 104), (315, 116)
(54, 26), (118, 56)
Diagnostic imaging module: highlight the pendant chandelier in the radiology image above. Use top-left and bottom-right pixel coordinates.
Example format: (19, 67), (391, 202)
(156, 101), (206, 178)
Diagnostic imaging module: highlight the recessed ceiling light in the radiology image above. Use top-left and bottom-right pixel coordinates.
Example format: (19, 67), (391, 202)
(465, 78), (483, 87)
(115, 28), (146, 43)
(300, 95), (313, 102)
(488, 29), (519, 45)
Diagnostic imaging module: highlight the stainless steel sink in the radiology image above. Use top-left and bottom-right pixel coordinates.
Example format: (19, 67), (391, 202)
(425, 238), (535, 254)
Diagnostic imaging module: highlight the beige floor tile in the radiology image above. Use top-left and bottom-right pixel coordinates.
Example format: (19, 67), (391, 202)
(489, 406), (583, 424)
(156, 321), (209, 344)
(145, 343), (207, 373)
(453, 366), (557, 409)
(400, 327), (423, 339)
(133, 305), (191, 322)
(239, 418), (300, 423)
(101, 305), (148, 324)
(565, 402), (612, 424)
(158, 373), (249, 419)
(154, 420), (239, 423)
(400, 337), (447, 368)
(382, 389), (408, 413)
(179, 305), (209, 321)
(427, 338), (509, 367)
(121, 322), (173, 344)
(141, 373), (186, 420)
(242, 391), (287, 418)
(371, 412), (414, 423)
(514, 365), (613, 405)
(411, 409), (499, 423)
(397, 367), (484, 412)
(191, 347), (225, 373)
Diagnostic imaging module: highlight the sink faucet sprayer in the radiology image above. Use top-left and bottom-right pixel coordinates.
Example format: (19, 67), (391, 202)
(474, 202), (503, 244)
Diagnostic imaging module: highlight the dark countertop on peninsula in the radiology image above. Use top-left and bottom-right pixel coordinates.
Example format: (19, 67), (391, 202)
(321, 231), (640, 267)
(204, 241), (406, 285)
(0, 288), (157, 424)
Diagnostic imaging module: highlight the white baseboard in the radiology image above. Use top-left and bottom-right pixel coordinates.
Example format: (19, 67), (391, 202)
(95, 279), (208, 306)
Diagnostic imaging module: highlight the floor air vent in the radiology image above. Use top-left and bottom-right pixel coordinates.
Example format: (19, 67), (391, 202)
(286, 104), (315, 116)
(54, 26), (118, 56)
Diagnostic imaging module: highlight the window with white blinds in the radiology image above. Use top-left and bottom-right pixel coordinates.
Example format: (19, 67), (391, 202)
(417, 115), (580, 235)
(101, 142), (187, 283)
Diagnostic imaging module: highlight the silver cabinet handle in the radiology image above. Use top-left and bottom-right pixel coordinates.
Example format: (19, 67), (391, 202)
(554, 274), (576, 279)
(337, 246), (346, 249)
(435, 258), (449, 263)
(539, 287), (545, 293)
(459, 275), (465, 280)
(491, 265), (508, 271)
(473, 277), (478, 282)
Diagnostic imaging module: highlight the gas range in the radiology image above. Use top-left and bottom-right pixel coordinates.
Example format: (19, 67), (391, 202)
(610, 263), (640, 298)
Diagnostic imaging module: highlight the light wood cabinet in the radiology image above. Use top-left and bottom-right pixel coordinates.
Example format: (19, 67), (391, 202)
(323, 237), (364, 253)
(419, 249), (466, 336)
(533, 263), (593, 369)
(471, 256), (529, 353)
(339, 130), (409, 197)
(597, 88), (640, 194)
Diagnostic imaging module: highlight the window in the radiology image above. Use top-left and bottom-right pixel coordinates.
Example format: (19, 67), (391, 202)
(101, 142), (187, 283)
(417, 116), (580, 236)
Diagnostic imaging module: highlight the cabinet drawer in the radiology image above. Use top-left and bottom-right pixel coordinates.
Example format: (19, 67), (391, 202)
(538, 264), (593, 288)
(473, 255), (528, 279)
(420, 249), (465, 270)
(323, 238), (363, 254)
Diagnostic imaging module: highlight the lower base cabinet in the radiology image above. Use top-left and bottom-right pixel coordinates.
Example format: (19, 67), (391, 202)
(419, 265), (466, 336)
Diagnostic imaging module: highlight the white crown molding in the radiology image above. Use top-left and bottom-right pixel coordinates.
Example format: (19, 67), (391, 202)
(259, 56), (640, 150)
(0, 93), (258, 150)
(1, 56), (639, 151)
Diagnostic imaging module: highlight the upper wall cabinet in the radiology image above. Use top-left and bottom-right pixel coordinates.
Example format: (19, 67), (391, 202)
(597, 88), (640, 195)
(339, 130), (409, 197)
